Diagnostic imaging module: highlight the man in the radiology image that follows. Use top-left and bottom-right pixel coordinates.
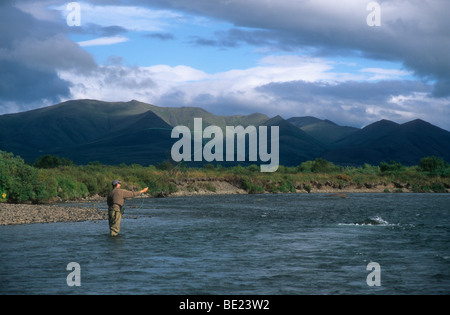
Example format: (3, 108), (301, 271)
(107, 180), (148, 236)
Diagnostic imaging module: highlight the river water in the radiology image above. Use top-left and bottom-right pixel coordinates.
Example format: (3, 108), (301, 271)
(1, 193), (449, 294)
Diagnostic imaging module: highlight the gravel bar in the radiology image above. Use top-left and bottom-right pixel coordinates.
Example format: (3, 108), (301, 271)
(0, 203), (107, 226)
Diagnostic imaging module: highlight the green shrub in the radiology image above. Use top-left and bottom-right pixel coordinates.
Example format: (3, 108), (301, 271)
(0, 151), (40, 203)
(279, 178), (296, 192)
(419, 156), (445, 173)
(380, 160), (403, 173)
(311, 158), (340, 173)
(297, 161), (313, 172)
(304, 184), (312, 193)
(56, 176), (88, 200)
(34, 154), (74, 169)
(156, 160), (174, 171)
(246, 164), (259, 173)
(35, 170), (58, 202)
(240, 176), (264, 194)
(203, 163), (215, 170)
(430, 182), (446, 193)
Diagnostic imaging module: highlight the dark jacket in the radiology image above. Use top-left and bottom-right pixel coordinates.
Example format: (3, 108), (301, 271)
(107, 188), (140, 211)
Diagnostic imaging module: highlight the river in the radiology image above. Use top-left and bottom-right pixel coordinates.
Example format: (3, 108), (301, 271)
(1, 193), (449, 294)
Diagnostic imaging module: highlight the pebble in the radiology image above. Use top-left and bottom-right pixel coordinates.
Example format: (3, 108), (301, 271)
(0, 203), (107, 226)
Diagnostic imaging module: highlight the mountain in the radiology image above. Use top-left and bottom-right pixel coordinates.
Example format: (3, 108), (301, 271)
(322, 119), (450, 165)
(48, 110), (175, 165)
(145, 101), (269, 130)
(287, 116), (358, 145)
(0, 99), (274, 165)
(262, 116), (327, 166)
(0, 99), (449, 167)
(0, 100), (172, 164)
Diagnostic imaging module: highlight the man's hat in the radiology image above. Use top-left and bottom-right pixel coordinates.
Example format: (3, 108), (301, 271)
(112, 180), (122, 186)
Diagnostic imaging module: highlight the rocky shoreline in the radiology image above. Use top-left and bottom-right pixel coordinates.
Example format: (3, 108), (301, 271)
(170, 177), (424, 195)
(0, 203), (107, 226)
(0, 179), (447, 226)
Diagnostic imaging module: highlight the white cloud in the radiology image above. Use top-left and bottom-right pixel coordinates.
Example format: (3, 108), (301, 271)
(360, 68), (413, 81)
(133, 0), (450, 96)
(146, 65), (209, 83)
(77, 36), (129, 47)
(58, 1), (182, 32)
(54, 53), (450, 130)
(15, 0), (61, 22)
(388, 92), (450, 128)
(6, 1), (449, 130)
(58, 64), (156, 102)
(57, 54), (334, 105)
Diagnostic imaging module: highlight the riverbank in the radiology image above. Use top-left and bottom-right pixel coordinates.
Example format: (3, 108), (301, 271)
(169, 177), (450, 195)
(2, 150), (449, 205)
(0, 203), (107, 226)
(2, 178), (448, 226)
(170, 179), (391, 196)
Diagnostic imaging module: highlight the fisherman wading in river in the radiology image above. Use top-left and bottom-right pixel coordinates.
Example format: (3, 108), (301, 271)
(107, 180), (148, 236)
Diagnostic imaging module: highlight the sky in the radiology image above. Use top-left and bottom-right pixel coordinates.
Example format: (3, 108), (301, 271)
(1, 0), (449, 130)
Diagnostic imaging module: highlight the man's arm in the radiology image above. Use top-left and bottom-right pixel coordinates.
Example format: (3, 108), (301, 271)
(121, 187), (148, 199)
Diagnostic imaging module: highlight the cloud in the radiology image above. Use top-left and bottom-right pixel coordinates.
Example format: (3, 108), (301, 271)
(256, 79), (438, 126)
(77, 24), (129, 37)
(55, 54), (333, 110)
(2, 0), (450, 132)
(59, 1), (183, 32)
(359, 68), (413, 81)
(258, 80), (432, 104)
(0, 60), (71, 104)
(189, 28), (278, 48)
(3, 34), (96, 73)
(0, 2), (97, 112)
(54, 52), (450, 129)
(129, 0), (450, 96)
(58, 65), (157, 102)
(77, 36), (129, 47)
(143, 32), (175, 41)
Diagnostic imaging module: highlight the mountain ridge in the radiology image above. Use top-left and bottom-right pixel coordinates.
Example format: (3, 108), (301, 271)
(323, 118), (450, 165)
(287, 116), (359, 145)
(0, 99), (449, 166)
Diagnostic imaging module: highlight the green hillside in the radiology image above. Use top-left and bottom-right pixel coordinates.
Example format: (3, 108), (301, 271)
(0, 99), (449, 167)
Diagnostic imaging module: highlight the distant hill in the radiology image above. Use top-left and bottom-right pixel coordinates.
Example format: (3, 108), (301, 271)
(323, 119), (450, 165)
(263, 116), (327, 166)
(48, 109), (175, 165)
(141, 99), (269, 130)
(0, 100), (170, 164)
(0, 99), (449, 167)
(287, 116), (359, 145)
(0, 100), (273, 165)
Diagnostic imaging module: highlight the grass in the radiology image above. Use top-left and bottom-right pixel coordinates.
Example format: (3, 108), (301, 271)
(0, 150), (448, 204)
